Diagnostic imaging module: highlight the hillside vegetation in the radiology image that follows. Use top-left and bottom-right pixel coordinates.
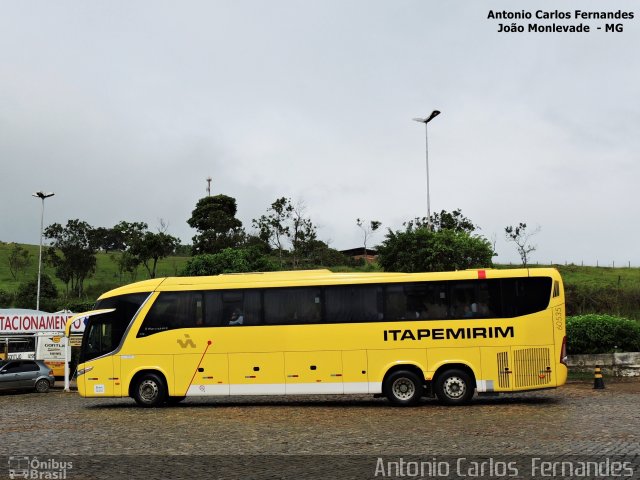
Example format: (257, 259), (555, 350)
(0, 242), (190, 305)
(1, 242), (640, 319)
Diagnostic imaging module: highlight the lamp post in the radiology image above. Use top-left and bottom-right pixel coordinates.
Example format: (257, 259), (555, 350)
(412, 110), (441, 227)
(32, 191), (55, 311)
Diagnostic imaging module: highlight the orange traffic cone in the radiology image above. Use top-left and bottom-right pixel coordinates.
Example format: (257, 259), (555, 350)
(593, 366), (605, 389)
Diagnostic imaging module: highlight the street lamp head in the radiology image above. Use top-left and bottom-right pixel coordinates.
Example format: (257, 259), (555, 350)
(32, 191), (55, 199)
(426, 110), (441, 122)
(413, 110), (441, 124)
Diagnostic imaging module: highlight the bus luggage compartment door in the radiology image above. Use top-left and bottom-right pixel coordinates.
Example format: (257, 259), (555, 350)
(228, 352), (285, 395)
(284, 351), (344, 395)
(479, 347), (513, 392)
(511, 346), (554, 390)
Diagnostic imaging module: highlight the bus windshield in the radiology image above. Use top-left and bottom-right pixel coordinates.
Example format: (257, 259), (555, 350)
(80, 293), (150, 363)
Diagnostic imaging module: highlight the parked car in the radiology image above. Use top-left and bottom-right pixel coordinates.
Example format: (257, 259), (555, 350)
(0, 360), (55, 393)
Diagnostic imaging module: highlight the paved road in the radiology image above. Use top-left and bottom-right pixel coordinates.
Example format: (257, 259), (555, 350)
(1, 379), (638, 479)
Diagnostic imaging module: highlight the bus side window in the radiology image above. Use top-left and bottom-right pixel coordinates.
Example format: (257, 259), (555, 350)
(204, 292), (224, 326)
(264, 288), (321, 325)
(242, 290), (262, 326)
(324, 285), (382, 323)
(137, 292), (181, 336)
(498, 277), (552, 317)
(222, 291), (244, 326)
(192, 290), (263, 327)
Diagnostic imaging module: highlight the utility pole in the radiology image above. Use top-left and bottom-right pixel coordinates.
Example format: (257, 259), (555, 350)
(32, 191), (55, 311)
(412, 110), (441, 228)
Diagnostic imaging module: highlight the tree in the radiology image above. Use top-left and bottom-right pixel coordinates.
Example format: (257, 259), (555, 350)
(403, 209), (476, 233)
(7, 243), (32, 280)
(14, 274), (59, 311)
(356, 218), (381, 259)
(188, 195), (244, 254)
(113, 221), (148, 250)
(377, 212), (494, 272)
(0, 289), (13, 308)
(101, 221), (148, 278)
(505, 222), (540, 267)
(110, 251), (140, 281)
(303, 240), (351, 267)
(252, 197), (292, 266)
(252, 197), (318, 268)
(289, 201), (317, 268)
(44, 219), (97, 297)
(91, 227), (126, 253)
(130, 232), (180, 278)
(182, 247), (277, 276)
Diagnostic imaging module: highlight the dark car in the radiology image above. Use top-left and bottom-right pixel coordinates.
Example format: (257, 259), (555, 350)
(0, 360), (55, 393)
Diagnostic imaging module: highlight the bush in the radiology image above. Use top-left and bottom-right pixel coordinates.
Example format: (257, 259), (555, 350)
(565, 283), (640, 320)
(377, 227), (494, 272)
(59, 299), (96, 313)
(14, 275), (59, 312)
(0, 289), (13, 308)
(182, 248), (278, 276)
(83, 281), (121, 300)
(566, 314), (640, 354)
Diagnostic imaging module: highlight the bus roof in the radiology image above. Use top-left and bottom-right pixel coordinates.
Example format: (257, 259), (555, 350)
(97, 268), (561, 300)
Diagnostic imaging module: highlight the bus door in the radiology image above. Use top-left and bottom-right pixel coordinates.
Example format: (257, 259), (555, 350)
(82, 319), (120, 397)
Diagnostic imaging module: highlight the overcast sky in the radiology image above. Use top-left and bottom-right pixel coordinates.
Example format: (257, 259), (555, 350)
(1, 0), (638, 266)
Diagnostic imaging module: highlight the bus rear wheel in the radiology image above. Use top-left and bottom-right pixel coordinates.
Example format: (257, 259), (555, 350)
(434, 369), (474, 405)
(383, 370), (424, 406)
(133, 373), (167, 407)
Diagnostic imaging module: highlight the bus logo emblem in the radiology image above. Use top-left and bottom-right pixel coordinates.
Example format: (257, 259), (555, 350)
(177, 334), (196, 349)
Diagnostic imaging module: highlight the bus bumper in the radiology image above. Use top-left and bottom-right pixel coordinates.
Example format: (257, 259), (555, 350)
(557, 363), (568, 386)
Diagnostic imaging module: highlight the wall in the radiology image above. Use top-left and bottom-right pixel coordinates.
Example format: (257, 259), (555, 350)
(567, 352), (640, 377)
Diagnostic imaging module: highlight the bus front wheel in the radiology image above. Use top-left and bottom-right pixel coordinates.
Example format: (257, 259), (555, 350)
(434, 369), (474, 406)
(133, 373), (167, 407)
(383, 370), (424, 406)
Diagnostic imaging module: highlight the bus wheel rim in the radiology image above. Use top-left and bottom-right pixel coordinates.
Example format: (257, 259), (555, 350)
(392, 378), (415, 400)
(139, 379), (159, 403)
(443, 376), (466, 399)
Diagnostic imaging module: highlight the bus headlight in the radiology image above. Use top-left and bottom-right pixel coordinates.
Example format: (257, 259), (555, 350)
(76, 366), (94, 377)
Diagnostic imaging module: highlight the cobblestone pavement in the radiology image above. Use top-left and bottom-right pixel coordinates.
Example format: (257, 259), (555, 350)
(1, 379), (638, 479)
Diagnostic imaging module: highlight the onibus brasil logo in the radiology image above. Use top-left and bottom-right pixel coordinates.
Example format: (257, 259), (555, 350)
(8, 456), (73, 479)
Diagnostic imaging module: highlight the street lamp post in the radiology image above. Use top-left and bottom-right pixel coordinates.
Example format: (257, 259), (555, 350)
(413, 110), (441, 227)
(32, 191), (55, 311)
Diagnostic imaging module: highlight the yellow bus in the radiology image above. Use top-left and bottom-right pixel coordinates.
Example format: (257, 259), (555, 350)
(67, 268), (567, 407)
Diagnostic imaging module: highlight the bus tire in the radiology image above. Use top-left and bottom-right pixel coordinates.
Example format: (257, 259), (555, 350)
(133, 373), (167, 407)
(383, 370), (423, 406)
(35, 379), (50, 393)
(434, 369), (474, 405)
